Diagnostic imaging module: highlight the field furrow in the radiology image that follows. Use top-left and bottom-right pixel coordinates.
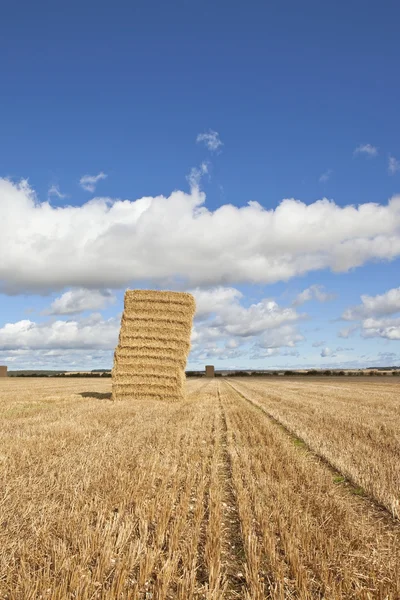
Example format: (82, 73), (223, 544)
(219, 379), (400, 599)
(225, 377), (400, 518)
(216, 382), (247, 598)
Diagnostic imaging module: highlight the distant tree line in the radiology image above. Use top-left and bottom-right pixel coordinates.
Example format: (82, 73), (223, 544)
(188, 369), (400, 377)
(10, 372), (112, 378)
(9, 369), (400, 378)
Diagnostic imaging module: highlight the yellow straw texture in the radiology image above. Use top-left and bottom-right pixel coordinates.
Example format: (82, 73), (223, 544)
(112, 290), (196, 401)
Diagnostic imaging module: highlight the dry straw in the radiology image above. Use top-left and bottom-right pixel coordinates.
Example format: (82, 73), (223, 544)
(112, 290), (196, 401)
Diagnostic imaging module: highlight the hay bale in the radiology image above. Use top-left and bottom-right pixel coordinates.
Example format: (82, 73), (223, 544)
(0, 366), (7, 378)
(112, 290), (196, 401)
(205, 365), (215, 378)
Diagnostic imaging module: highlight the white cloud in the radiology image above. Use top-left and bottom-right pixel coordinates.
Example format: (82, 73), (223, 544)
(0, 285), (306, 369)
(282, 349), (300, 357)
(249, 347), (281, 359)
(257, 324), (304, 349)
(48, 185), (67, 199)
(342, 287), (400, 341)
(320, 347), (336, 357)
(196, 130), (223, 152)
(338, 325), (358, 338)
(388, 156), (400, 175)
(2, 178), (400, 294)
(361, 317), (400, 340)
(342, 287), (400, 320)
(319, 169), (332, 183)
(225, 338), (239, 349)
(79, 171), (107, 192)
(187, 162), (209, 189)
(312, 340), (325, 347)
(0, 347), (113, 371)
(213, 299), (303, 338)
(190, 286), (305, 363)
(45, 288), (116, 315)
(293, 284), (336, 306)
(354, 144), (378, 157)
(191, 286), (243, 319)
(0, 313), (119, 351)
(189, 344), (243, 363)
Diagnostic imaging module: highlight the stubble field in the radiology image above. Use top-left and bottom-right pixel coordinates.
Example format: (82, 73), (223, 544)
(0, 376), (399, 599)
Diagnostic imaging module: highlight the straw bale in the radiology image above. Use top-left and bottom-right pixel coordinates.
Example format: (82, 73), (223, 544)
(0, 365), (7, 377)
(205, 365), (215, 378)
(112, 290), (195, 401)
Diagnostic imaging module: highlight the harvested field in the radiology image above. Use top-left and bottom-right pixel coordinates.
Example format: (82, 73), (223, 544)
(0, 377), (400, 599)
(226, 376), (400, 519)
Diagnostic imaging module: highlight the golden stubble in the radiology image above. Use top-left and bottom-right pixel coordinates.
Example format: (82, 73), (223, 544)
(0, 376), (399, 599)
(227, 376), (400, 519)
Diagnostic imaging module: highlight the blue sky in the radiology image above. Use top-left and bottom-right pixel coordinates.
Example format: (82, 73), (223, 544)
(0, 0), (400, 370)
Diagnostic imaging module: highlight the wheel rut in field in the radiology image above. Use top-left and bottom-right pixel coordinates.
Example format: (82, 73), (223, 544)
(194, 406), (217, 591)
(216, 382), (247, 599)
(225, 379), (400, 525)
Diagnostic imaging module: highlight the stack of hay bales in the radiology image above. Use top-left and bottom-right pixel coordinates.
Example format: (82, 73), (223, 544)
(112, 290), (196, 401)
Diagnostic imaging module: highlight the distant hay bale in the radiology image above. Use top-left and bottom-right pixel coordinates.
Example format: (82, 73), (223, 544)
(112, 290), (196, 401)
(0, 366), (7, 378)
(205, 365), (215, 378)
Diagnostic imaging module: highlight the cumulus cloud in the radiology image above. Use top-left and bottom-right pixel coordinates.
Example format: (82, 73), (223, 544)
(0, 313), (119, 351)
(189, 343), (243, 363)
(319, 169), (332, 183)
(249, 348), (281, 359)
(320, 347), (335, 357)
(225, 338), (239, 349)
(79, 171), (107, 192)
(361, 317), (400, 340)
(1, 285), (305, 368)
(312, 340), (325, 347)
(257, 324), (304, 349)
(293, 284), (336, 306)
(354, 144), (378, 157)
(48, 185), (67, 199)
(342, 287), (400, 320)
(342, 287), (400, 341)
(0, 347), (113, 371)
(45, 288), (116, 315)
(190, 286), (243, 319)
(388, 156), (400, 175)
(196, 130), (223, 152)
(190, 287), (305, 361)
(2, 178), (400, 294)
(212, 299), (303, 338)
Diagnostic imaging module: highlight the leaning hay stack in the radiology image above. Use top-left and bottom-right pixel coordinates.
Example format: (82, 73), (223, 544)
(112, 290), (196, 401)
